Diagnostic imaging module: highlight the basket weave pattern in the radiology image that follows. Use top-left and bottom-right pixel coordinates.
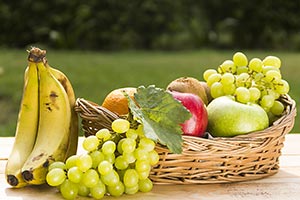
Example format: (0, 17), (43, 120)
(75, 95), (296, 184)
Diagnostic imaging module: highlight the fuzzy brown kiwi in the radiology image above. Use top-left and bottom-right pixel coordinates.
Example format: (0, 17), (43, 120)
(199, 81), (213, 104)
(167, 77), (208, 105)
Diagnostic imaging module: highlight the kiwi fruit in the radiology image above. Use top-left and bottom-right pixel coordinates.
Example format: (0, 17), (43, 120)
(167, 77), (209, 105)
(199, 81), (213, 104)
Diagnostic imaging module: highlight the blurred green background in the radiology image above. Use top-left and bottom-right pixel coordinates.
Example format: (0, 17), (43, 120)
(0, 0), (299, 136)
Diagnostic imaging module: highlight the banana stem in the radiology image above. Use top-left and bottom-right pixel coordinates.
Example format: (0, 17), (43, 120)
(28, 47), (47, 63)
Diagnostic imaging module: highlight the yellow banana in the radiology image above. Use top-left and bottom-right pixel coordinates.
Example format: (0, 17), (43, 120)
(48, 66), (78, 159)
(21, 52), (71, 185)
(5, 60), (39, 188)
(23, 50), (78, 158)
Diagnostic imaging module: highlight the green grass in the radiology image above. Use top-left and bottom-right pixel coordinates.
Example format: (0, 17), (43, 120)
(0, 49), (298, 136)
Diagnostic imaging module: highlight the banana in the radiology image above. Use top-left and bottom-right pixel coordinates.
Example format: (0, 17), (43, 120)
(21, 52), (71, 185)
(5, 47), (78, 187)
(25, 50), (78, 159)
(5, 61), (39, 188)
(48, 66), (78, 159)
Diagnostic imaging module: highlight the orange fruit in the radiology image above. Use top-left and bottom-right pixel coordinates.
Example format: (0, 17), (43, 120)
(101, 87), (137, 115)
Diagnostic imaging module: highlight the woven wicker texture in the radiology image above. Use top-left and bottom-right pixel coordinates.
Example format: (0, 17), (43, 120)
(75, 95), (296, 184)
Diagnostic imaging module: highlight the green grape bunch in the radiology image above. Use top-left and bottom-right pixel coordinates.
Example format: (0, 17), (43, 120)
(46, 118), (159, 199)
(203, 52), (290, 117)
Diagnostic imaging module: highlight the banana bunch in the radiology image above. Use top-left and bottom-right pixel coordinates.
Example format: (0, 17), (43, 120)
(5, 47), (78, 188)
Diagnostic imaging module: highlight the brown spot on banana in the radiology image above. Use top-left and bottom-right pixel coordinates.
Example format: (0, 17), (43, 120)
(32, 153), (45, 162)
(43, 160), (49, 168)
(50, 91), (58, 99)
(49, 91), (60, 110)
(45, 102), (52, 111)
(58, 77), (69, 94)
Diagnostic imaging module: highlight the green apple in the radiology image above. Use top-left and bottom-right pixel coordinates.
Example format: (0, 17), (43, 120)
(207, 96), (269, 137)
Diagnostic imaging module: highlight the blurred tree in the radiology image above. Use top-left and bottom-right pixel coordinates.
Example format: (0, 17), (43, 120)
(0, 0), (300, 50)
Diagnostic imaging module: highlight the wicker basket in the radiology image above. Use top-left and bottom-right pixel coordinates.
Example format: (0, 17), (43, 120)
(75, 94), (296, 184)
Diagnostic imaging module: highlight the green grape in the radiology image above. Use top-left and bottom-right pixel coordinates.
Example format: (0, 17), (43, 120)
(82, 169), (99, 188)
(98, 160), (113, 175)
(233, 52), (248, 67)
(102, 140), (116, 155)
(125, 184), (139, 195)
(263, 55), (281, 68)
(67, 166), (83, 183)
(90, 180), (106, 199)
(271, 100), (285, 116)
(148, 150), (160, 166)
(114, 155), (129, 170)
(117, 138), (125, 154)
(112, 119), (130, 133)
(138, 178), (153, 193)
(137, 169), (150, 180)
(139, 138), (155, 152)
(220, 72), (235, 85)
(210, 82), (224, 98)
(260, 95), (275, 109)
(136, 124), (145, 138)
(104, 153), (115, 163)
(46, 168), (66, 187)
(65, 155), (79, 169)
(116, 138), (126, 154)
(77, 184), (90, 197)
(60, 179), (79, 200)
(235, 73), (250, 87)
(96, 128), (111, 141)
(267, 89), (280, 100)
(260, 88), (268, 97)
(123, 169), (139, 187)
(249, 87), (261, 102)
(76, 154), (93, 172)
(101, 170), (120, 187)
(249, 58), (263, 72)
(203, 69), (217, 81)
(262, 66), (280, 74)
(48, 161), (66, 171)
(89, 150), (105, 169)
(82, 135), (99, 152)
(274, 79), (290, 94)
(206, 73), (221, 87)
(222, 83), (236, 95)
(134, 148), (149, 161)
(265, 70), (282, 82)
(123, 152), (136, 164)
(235, 87), (250, 103)
(218, 60), (236, 74)
(126, 128), (139, 140)
(107, 181), (125, 197)
(254, 72), (264, 82)
(137, 168), (151, 180)
(135, 160), (151, 172)
(122, 138), (136, 153)
(236, 66), (249, 75)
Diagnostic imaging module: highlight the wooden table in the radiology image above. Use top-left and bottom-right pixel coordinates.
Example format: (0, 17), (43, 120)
(1, 134), (300, 200)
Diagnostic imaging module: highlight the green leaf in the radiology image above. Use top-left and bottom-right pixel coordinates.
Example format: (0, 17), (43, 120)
(126, 85), (191, 154)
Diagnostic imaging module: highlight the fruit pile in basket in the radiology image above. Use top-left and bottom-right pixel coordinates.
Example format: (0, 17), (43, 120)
(98, 52), (291, 140)
(5, 48), (294, 199)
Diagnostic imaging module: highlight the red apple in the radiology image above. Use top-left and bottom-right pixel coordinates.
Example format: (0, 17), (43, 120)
(170, 91), (208, 137)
